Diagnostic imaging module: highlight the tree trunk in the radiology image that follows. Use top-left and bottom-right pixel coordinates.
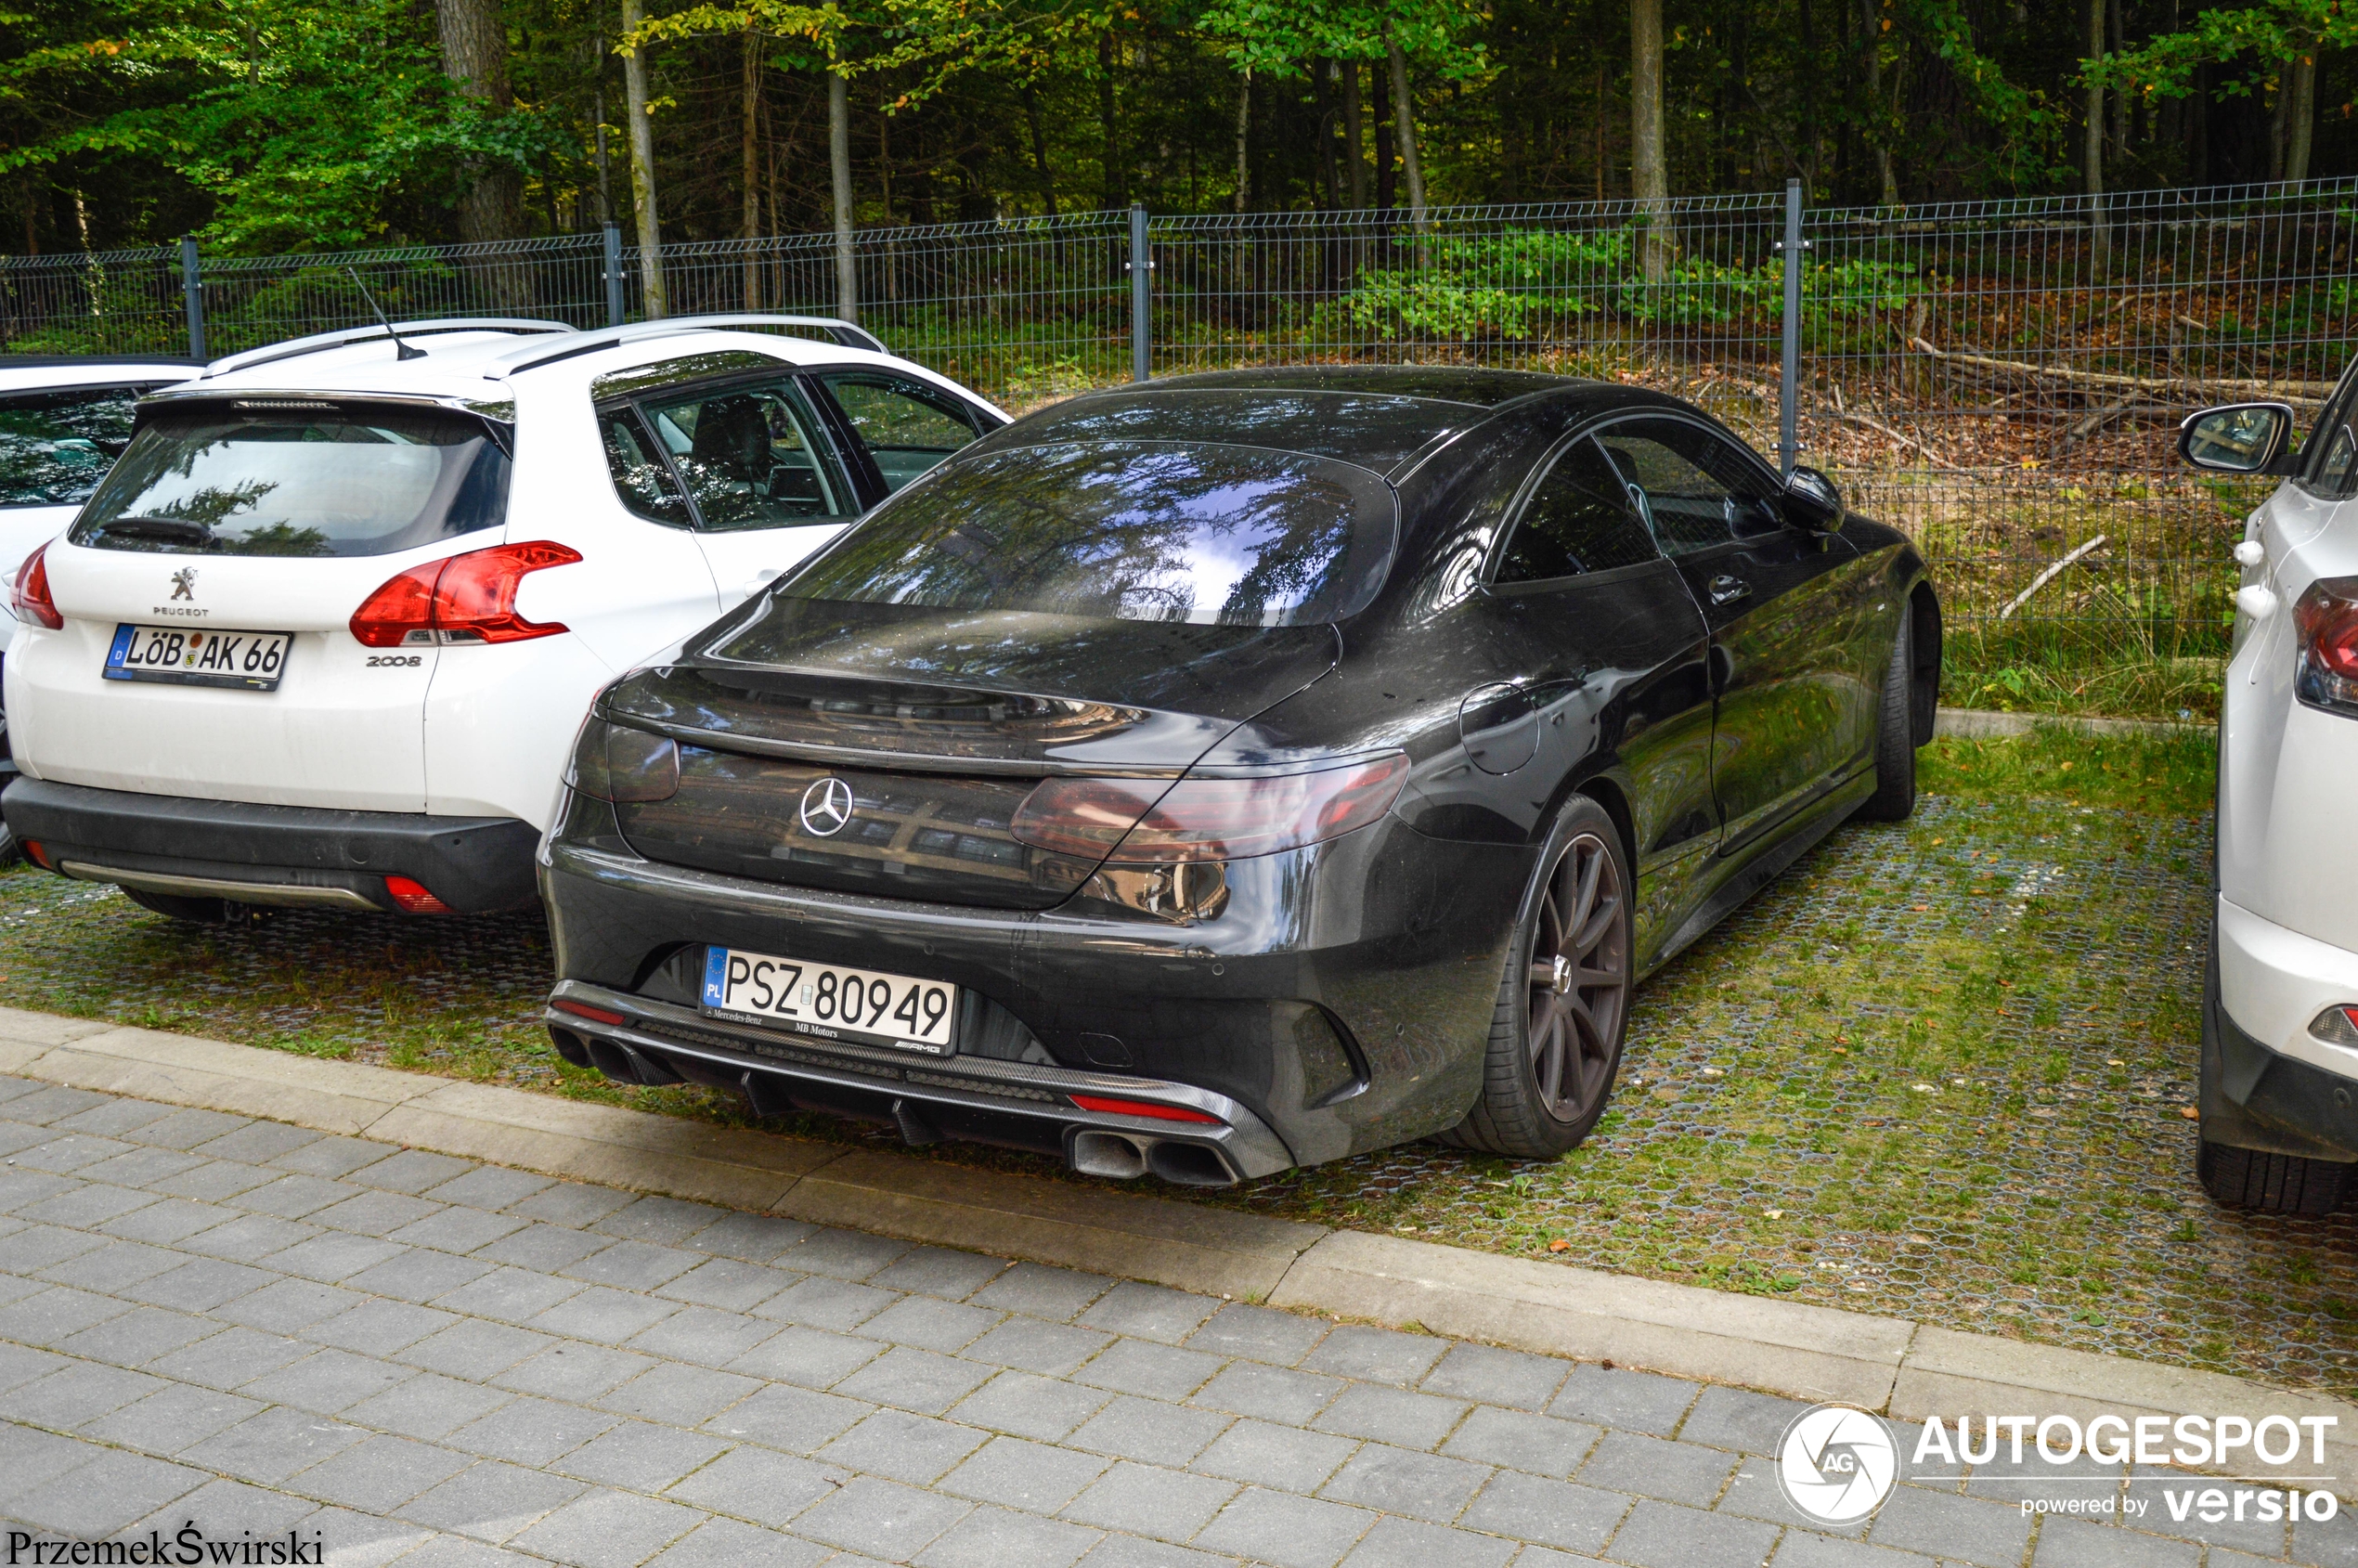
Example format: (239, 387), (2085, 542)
(1311, 61), (1341, 209)
(831, 71), (856, 325)
(1383, 27), (1428, 241)
(2287, 52), (2317, 182)
(619, 0), (666, 317)
(743, 25), (760, 310)
(1098, 32), (1123, 210)
(1233, 71), (1251, 214)
(1022, 87), (1059, 215)
(2083, 0), (2106, 266)
(1629, 0), (1668, 279)
(436, 0), (524, 246)
(1342, 59), (1369, 208)
(2107, 0), (2129, 156)
(591, 41), (613, 225)
(1856, 0), (1898, 205)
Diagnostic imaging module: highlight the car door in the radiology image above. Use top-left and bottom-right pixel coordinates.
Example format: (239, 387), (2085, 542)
(631, 374), (865, 609)
(809, 369), (991, 498)
(1478, 433), (1720, 965)
(1594, 414), (1870, 854)
(589, 403), (723, 665)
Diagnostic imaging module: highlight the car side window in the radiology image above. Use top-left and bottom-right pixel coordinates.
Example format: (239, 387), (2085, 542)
(817, 371), (986, 493)
(601, 408), (692, 528)
(639, 377), (858, 531)
(1595, 417), (1782, 554)
(1494, 437), (1661, 583)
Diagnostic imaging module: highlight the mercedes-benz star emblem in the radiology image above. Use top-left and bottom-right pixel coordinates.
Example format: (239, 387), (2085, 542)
(798, 776), (854, 837)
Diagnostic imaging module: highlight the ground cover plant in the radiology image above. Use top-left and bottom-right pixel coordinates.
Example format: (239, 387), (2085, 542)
(0, 725), (2348, 1394)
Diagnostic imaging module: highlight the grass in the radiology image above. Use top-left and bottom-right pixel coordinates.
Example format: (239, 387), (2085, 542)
(0, 723), (2348, 1396)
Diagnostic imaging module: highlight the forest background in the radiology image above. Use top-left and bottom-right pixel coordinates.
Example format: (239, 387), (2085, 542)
(3, 0), (2353, 259)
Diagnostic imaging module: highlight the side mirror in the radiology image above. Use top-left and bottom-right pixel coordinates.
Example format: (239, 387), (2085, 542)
(2180, 403), (2298, 473)
(1782, 466), (1844, 532)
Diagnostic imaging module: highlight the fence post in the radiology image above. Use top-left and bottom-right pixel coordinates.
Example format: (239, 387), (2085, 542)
(1130, 204), (1151, 383)
(602, 223), (627, 327)
(179, 239), (205, 363)
(1778, 178), (1804, 476)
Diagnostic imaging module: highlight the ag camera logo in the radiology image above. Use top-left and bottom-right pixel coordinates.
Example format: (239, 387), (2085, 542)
(1778, 1403), (1899, 1523)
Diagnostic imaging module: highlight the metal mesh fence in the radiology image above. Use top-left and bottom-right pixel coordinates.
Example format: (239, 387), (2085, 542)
(5, 182), (2349, 683)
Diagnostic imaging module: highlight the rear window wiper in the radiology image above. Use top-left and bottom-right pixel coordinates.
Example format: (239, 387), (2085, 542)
(90, 515), (215, 543)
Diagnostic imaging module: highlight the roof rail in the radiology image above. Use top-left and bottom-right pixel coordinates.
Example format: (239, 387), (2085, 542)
(204, 318), (573, 379)
(499, 313), (887, 375)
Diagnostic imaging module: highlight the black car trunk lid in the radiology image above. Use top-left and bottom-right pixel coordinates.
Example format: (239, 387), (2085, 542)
(601, 601), (1339, 910)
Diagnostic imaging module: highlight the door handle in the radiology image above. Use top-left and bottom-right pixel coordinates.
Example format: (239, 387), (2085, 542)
(741, 568), (784, 597)
(1708, 575), (1751, 606)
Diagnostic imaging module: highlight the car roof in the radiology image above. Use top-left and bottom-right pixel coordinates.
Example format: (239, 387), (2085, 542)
(143, 319), (1004, 421)
(0, 355), (201, 395)
(989, 367), (1605, 475)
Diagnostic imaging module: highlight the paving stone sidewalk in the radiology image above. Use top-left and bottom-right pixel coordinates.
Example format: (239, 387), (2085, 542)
(0, 1076), (2347, 1568)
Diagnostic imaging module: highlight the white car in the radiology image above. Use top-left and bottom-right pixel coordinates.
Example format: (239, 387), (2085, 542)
(1, 315), (1006, 919)
(0, 352), (207, 810)
(2181, 388), (2358, 1213)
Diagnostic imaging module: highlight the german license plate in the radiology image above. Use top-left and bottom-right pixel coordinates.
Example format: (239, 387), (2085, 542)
(700, 945), (958, 1056)
(104, 624), (292, 691)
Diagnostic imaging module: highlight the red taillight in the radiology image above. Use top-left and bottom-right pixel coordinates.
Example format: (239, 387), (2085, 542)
(351, 540), (581, 649)
(552, 997), (627, 1026)
(2294, 576), (2358, 716)
(1069, 1094), (1223, 1124)
(20, 840), (48, 870)
(1012, 753), (1408, 865)
(11, 542), (61, 630)
(382, 875), (452, 914)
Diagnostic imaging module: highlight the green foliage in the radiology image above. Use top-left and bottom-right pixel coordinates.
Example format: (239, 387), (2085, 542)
(1312, 226), (1920, 342)
(2091, 0), (2358, 98)
(0, 0), (560, 250)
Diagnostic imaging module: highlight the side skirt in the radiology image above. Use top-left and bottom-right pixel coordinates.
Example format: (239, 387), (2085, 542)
(1639, 769), (1874, 980)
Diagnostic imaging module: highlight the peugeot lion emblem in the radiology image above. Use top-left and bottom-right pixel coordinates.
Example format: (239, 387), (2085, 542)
(797, 777), (854, 837)
(168, 567), (198, 601)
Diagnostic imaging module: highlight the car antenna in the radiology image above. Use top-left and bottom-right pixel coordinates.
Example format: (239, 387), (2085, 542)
(345, 268), (425, 360)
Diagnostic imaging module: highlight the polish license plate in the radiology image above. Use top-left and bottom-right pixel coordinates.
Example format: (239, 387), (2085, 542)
(104, 624), (292, 691)
(700, 945), (958, 1056)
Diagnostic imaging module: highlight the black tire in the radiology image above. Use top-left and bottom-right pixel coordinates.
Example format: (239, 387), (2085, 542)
(121, 888), (232, 923)
(1448, 795), (1634, 1159)
(0, 821), (20, 869)
(1854, 603), (1918, 823)
(2197, 1138), (2351, 1216)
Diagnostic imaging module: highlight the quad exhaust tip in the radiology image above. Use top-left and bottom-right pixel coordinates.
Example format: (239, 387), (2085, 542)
(1069, 1129), (1237, 1187)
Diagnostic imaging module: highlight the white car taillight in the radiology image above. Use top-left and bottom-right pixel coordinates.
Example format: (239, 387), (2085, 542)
(351, 540), (581, 648)
(2292, 575), (2358, 717)
(10, 542), (61, 630)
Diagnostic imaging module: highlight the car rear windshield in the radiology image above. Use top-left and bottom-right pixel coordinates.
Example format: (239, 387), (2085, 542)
(71, 403), (510, 557)
(780, 440), (1394, 626)
(0, 386), (152, 508)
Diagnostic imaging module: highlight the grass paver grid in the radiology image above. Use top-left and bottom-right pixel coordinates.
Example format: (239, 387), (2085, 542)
(0, 1082), (2348, 1564)
(0, 729), (2347, 1398)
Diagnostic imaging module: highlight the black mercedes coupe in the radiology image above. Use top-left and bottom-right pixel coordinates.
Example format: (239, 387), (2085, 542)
(539, 367), (1939, 1186)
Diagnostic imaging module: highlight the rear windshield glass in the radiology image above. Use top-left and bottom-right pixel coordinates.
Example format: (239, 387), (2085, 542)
(0, 386), (153, 508)
(71, 405), (509, 557)
(781, 440), (1394, 626)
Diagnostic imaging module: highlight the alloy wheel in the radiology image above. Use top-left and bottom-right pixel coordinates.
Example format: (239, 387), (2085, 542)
(1525, 830), (1629, 1123)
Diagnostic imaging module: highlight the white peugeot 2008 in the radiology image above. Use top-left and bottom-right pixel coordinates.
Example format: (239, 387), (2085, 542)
(2180, 381), (2358, 1213)
(0, 315), (1005, 920)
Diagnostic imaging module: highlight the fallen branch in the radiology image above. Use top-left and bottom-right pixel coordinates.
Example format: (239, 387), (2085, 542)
(1824, 409), (1968, 472)
(2000, 535), (2108, 620)
(1907, 336), (2332, 405)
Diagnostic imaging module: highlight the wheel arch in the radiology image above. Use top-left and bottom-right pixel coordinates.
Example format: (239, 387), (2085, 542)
(1906, 577), (1943, 746)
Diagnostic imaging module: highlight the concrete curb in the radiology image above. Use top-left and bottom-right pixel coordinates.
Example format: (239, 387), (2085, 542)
(1, 1004), (2349, 1488)
(1934, 706), (2212, 740)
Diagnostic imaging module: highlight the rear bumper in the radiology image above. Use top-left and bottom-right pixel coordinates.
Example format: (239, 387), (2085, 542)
(2203, 912), (2358, 1162)
(2, 778), (539, 914)
(545, 979), (1296, 1185)
(541, 794), (1531, 1171)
